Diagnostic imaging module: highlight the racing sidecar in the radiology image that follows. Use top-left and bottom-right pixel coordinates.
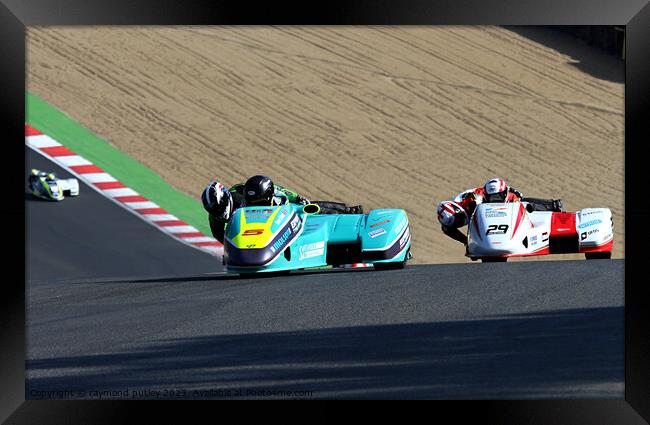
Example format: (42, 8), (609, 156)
(466, 202), (613, 262)
(28, 169), (80, 201)
(223, 203), (412, 274)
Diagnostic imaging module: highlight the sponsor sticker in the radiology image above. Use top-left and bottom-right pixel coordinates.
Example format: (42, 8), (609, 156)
(486, 212), (507, 218)
(290, 215), (300, 230)
(581, 210), (604, 216)
(393, 220), (407, 235)
(272, 228), (292, 252)
(299, 241), (325, 260)
(274, 209), (289, 225)
(369, 228), (387, 238)
(484, 206), (508, 218)
(370, 219), (390, 228)
(577, 219), (602, 229)
(531, 235), (538, 245)
(580, 228), (600, 240)
(399, 227), (410, 248)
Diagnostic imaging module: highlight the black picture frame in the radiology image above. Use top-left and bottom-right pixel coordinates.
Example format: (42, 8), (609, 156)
(3, 0), (649, 421)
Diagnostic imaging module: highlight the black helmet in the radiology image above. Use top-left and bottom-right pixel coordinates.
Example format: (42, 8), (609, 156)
(244, 175), (274, 206)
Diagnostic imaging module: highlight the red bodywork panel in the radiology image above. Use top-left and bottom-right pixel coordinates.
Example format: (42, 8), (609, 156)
(550, 212), (577, 238)
(510, 203), (526, 239)
(472, 212), (482, 241)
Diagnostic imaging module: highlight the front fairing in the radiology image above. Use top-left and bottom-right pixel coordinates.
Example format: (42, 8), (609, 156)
(32, 177), (64, 201)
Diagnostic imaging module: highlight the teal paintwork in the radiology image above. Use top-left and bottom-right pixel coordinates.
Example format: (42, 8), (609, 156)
(223, 203), (411, 274)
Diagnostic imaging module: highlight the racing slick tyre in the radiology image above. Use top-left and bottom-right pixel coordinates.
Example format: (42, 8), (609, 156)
(481, 257), (508, 263)
(374, 261), (405, 271)
(373, 249), (409, 271)
(238, 270), (291, 278)
(585, 252), (612, 260)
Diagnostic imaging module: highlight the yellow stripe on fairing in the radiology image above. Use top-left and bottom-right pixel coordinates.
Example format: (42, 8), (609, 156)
(231, 207), (286, 249)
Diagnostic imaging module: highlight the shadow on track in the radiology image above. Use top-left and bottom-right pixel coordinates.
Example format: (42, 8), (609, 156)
(47, 267), (378, 285)
(504, 26), (624, 83)
(27, 306), (623, 399)
(25, 191), (55, 203)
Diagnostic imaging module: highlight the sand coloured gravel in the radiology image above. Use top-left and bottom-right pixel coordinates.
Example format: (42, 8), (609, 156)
(27, 26), (624, 263)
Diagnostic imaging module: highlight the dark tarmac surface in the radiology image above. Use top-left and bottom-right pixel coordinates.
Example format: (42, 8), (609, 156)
(26, 148), (624, 399)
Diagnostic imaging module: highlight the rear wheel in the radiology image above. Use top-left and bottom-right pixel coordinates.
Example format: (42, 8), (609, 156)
(585, 252), (612, 260)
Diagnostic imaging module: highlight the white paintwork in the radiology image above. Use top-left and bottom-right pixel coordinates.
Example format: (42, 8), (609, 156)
(576, 208), (614, 249)
(467, 202), (613, 259)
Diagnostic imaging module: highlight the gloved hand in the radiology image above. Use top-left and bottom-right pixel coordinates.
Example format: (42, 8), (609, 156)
(511, 188), (523, 199)
(296, 195), (310, 205)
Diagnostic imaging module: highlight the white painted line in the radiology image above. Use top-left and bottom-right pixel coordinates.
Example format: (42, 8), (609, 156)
(80, 172), (118, 183)
(56, 155), (93, 167)
(142, 214), (178, 222)
(124, 201), (159, 210)
(183, 236), (216, 243)
(103, 188), (139, 197)
(162, 225), (198, 234)
(26, 135), (61, 148)
(202, 246), (224, 255)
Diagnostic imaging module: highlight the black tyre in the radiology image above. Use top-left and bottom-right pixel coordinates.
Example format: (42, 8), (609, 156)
(585, 252), (612, 260)
(239, 270), (291, 278)
(481, 257), (508, 263)
(374, 261), (405, 271)
(374, 249), (409, 271)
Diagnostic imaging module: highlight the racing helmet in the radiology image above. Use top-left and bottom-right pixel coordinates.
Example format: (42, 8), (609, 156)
(437, 201), (468, 228)
(244, 175), (274, 206)
(201, 181), (233, 217)
(483, 178), (509, 203)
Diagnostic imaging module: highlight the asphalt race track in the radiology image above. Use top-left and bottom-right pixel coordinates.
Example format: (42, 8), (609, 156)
(26, 147), (222, 282)
(26, 148), (624, 399)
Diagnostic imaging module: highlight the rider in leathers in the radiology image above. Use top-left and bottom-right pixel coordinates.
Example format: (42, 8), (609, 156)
(201, 175), (362, 243)
(436, 177), (564, 245)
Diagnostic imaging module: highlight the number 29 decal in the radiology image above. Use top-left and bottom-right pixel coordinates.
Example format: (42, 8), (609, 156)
(486, 224), (509, 235)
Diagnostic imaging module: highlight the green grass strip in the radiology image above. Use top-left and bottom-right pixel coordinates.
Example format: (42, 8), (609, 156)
(26, 93), (211, 236)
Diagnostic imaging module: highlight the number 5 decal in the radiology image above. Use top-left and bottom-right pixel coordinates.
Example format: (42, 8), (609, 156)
(486, 224), (509, 235)
(243, 229), (264, 236)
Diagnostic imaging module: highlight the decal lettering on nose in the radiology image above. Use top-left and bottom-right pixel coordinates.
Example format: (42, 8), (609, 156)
(243, 229), (264, 236)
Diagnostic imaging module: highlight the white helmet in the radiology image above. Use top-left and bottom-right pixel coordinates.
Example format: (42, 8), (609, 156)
(437, 201), (468, 228)
(483, 177), (509, 203)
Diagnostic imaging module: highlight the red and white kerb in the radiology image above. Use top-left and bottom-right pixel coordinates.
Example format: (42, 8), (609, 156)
(25, 124), (223, 256)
